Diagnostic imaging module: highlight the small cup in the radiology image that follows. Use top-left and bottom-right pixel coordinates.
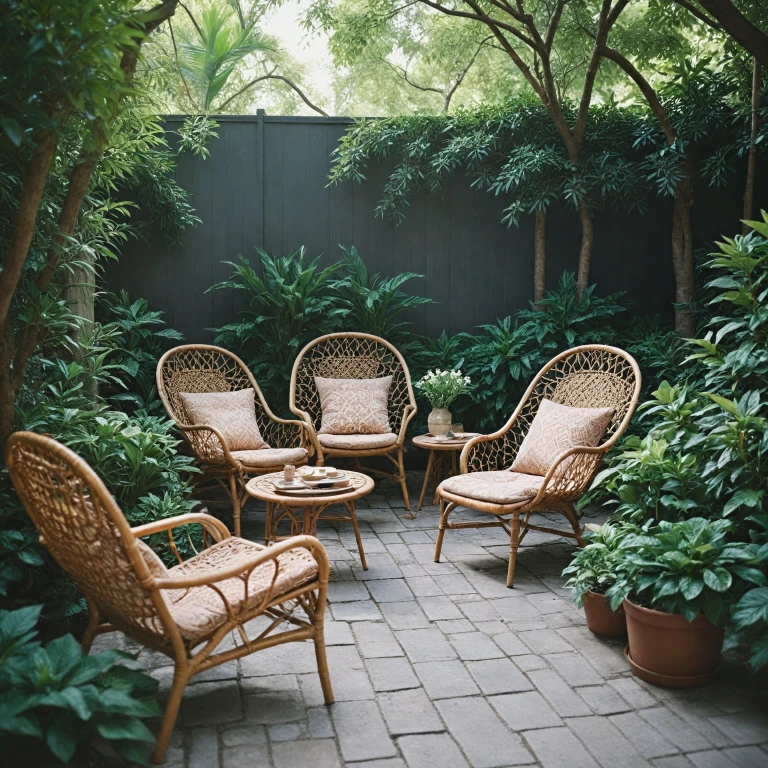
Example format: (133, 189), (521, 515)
(283, 464), (296, 482)
(451, 424), (464, 434)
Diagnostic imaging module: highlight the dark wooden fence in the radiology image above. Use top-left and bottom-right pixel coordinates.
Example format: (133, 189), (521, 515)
(107, 113), (762, 342)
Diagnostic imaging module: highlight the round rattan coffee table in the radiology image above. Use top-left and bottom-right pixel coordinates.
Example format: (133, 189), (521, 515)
(412, 433), (479, 511)
(245, 471), (374, 569)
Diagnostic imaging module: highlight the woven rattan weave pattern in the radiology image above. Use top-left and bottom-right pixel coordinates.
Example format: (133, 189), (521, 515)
(156, 344), (309, 535)
(435, 345), (641, 587)
(5, 432), (333, 765)
(289, 333), (417, 511)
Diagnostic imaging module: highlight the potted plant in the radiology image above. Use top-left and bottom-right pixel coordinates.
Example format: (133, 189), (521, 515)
(415, 369), (472, 436)
(563, 522), (634, 638)
(607, 517), (764, 687)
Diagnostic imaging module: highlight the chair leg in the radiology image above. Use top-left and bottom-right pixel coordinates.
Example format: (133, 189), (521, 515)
(396, 447), (411, 512)
(434, 500), (455, 562)
(312, 587), (334, 705)
(228, 473), (241, 537)
(564, 503), (586, 547)
(506, 514), (521, 588)
(151, 665), (188, 764)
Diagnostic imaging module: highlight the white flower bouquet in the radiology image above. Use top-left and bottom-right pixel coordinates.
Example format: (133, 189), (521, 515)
(415, 369), (472, 409)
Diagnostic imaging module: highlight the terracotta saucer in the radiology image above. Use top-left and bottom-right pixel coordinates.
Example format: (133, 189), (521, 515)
(624, 646), (719, 688)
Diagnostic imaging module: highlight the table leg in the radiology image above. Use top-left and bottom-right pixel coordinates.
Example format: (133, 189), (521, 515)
(346, 500), (368, 570)
(417, 450), (436, 511)
(432, 452), (449, 505)
(265, 502), (273, 545)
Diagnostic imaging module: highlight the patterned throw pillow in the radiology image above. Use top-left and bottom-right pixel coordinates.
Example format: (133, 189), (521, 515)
(179, 388), (266, 452)
(314, 376), (392, 435)
(511, 398), (614, 478)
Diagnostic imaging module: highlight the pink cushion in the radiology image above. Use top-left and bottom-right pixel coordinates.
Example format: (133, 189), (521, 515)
(511, 398), (614, 478)
(439, 471), (543, 506)
(179, 388), (265, 453)
(314, 376), (392, 435)
(318, 432), (398, 450)
(231, 447), (308, 468)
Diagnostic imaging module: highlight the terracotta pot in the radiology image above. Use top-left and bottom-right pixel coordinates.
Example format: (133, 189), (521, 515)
(583, 591), (626, 638)
(624, 599), (724, 688)
(428, 407), (452, 436)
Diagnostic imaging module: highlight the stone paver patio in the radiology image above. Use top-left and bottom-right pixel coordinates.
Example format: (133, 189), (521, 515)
(99, 473), (768, 768)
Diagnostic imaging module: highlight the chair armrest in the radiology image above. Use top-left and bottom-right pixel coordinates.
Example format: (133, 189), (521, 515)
(152, 534), (329, 590)
(178, 424), (238, 468)
(131, 512), (231, 542)
(397, 404), (417, 444)
(527, 445), (607, 507)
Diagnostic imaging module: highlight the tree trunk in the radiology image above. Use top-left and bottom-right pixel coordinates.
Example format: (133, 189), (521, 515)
(693, 0), (768, 71)
(671, 179), (696, 337)
(534, 211), (547, 303)
(743, 57), (761, 232)
(576, 202), (594, 299)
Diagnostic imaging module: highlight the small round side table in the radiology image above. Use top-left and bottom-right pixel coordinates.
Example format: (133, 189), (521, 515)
(245, 470), (374, 569)
(412, 434), (479, 511)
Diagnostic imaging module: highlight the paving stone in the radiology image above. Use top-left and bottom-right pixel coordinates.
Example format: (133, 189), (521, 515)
(449, 631), (505, 661)
(332, 700), (397, 762)
(709, 713), (768, 746)
(417, 595), (465, 621)
(608, 677), (658, 709)
(240, 641), (319, 676)
(272, 739), (342, 768)
(268, 723), (302, 742)
(609, 712), (679, 759)
(556, 626), (628, 675)
(526, 592), (573, 614)
(490, 597), (545, 622)
(379, 600), (431, 629)
(324, 620), (354, 645)
(722, 746), (768, 767)
(524, 726), (599, 768)
(414, 660), (481, 699)
(221, 725), (268, 747)
(353, 621), (404, 658)
(188, 727), (221, 768)
(436, 618), (475, 634)
(652, 757), (695, 768)
(437, 696), (536, 767)
(639, 707), (713, 752)
(301, 666), (374, 704)
(406, 575), (443, 596)
(366, 578), (415, 602)
(473, 620), (508, 635)
(243, 688), (305, 725)
(330, 599), (383, 622)
(567, 715), (651, 768)
(182, 680), (242, 726)
(346, 761), (406, 768)
(240, 673), (300, 695)
(527, 668), (592, 717)
(365, 656), (420, 692)
(307, 706), (334, 738)
(400, 530), (433, 544)
(687, 749), (740, 768)
(514, 653), (551, 671)
(466, 658), (533, 695)
(328, 581), (370, 602)
(577, 684), (632, 715)
(545, 652), (604, 686)
(666, 696), (734, 748)
(397, 733), (470, 768)
(518, 628), (575, 654)
(379, 688), (444, 735)
(493, 631), (530, 656)
(396, 627), (457, 662)
(490, 691), (562, 731)
(433, 573), (476, 594)
(352, 553), (403, 580)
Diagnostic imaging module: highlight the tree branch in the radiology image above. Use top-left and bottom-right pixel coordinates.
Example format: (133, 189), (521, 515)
(217, 73), (329, 116)
(672, 0), (721, 30)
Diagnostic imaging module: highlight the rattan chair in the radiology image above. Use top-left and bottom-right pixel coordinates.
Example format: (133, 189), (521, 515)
(435, 345), (641, 587)
(289, 332), (417, 510)
(6, 432), (333, 765)
(157, 344), (310, 536)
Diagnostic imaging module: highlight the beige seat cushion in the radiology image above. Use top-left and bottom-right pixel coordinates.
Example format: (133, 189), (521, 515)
(231, 447), (308, 468)
(180, 389), (266, 456)
(318, 432), (398, 451)
(439, 470), (543, 506)
(163, 538), (318, 645)
(314, 376), (392, 435)
(511, 399), (614, 478)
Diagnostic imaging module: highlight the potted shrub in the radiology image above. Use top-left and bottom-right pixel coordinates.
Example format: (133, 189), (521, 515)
(563, 522), (634, 638)
(607, 518), (764, 687)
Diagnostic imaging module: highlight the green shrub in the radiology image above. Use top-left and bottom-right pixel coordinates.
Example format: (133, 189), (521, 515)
(606, 518), (764, 625)
(0, 606), (160, 766)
